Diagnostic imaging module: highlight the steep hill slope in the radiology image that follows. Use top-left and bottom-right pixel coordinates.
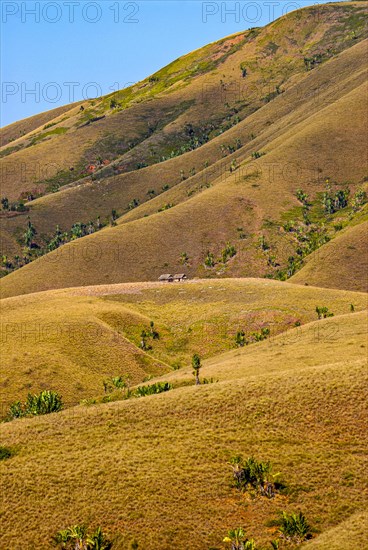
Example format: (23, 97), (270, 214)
(290, 220), (368, 291)
(1, 2), (367, 297)
(2, 278), (366, 411)
(1, 49), (367, 297)
(1, 312), (367, 549)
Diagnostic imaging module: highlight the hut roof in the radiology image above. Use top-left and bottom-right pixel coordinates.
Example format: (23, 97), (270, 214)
(158, 274), (173, 281)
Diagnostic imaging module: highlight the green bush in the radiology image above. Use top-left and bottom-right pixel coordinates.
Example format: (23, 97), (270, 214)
(278, 511), (312, 543)
(221, 242), (237, 263)
(235, 330), (246, 347)
(53, 524), (112, 549)
(223, 528), (256, 550)
(230, 456), (280, 497)
(7, 390), (63, 420)
(135, 382), (172, 397)
(316, 306), (334, 319)
(0, 445), (14, 460)
(204, 251), (215, 267)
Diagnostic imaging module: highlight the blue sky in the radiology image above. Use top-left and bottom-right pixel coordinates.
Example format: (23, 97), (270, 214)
(1, 0), (338, 127)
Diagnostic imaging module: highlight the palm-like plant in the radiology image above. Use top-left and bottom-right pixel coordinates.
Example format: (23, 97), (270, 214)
(279, 511), (312, 543)
(223, 528), (256, 550)
(53, 525), (112, 549)
(229, 456), (279, 497)
(192, 354), (202, 385)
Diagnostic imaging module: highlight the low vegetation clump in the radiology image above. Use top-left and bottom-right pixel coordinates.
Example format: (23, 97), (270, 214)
(278, 511), (312, 544)
(221, 242), (237, 263)
(204, 251), (216, 268)
(53, 524), (113, 549)
(316, 306), (334, 319)
(135, 381), (172, 397)
(223, 527), (256, 550)
(230, 456), (281, 498)
(0, 445), (14, 460)
(322, 186), (349, 214)
(7, 390), (63, 420)
(103, 375), (129, 393)
(234, 327), (270, 347)
(1, 196), (29, 212)
(192, 353), (202, 385)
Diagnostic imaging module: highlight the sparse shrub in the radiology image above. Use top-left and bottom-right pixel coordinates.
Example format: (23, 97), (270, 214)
(316, 306), (334, 319)
(251, 327), (270, 342)
(158, 203), (174, 212)
(192, 353), (202, 385)
(7, 390), (63, 420)
(235, 330), (246, 347)
(350, 303), (355, 313)
(0, 445), (14, 460)
(230, 159), (238, 173)
(25, 390), (63, 416)
(103, 376), (129, 393)
(8, 401), (23, 419)
(204, 251), (215, 267)
(230, 456), (280, 498)
(259, 235), (269, 251)
(223, 527), (256, 550)
(128, 198), (139, 210)
(296, 189), (309, 206)
(149, 320), (159, 339)
(23, 219), (37, 248)
(221, 242), (237, 263)
(180, 252), (189, 265)
(251, 151), (264, 159)
(278, 511), (312, 544)
(135, 382), (172, 397)
(1, 197), (9, 210)
(322, 187), (349, 214)
(352, 188), (367, 211)
(53, 524), (113, 549)
(202, 377), (218, 384)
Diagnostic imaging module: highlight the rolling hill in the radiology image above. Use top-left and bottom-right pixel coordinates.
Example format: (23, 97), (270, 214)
(1, 310), (367, 549)
(1, 278), (366, 412)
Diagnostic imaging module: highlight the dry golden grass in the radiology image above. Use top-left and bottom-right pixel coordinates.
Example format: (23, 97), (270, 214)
(1, 278), (366, 411)
(291, 220), (368, 291)
(1, 312), (367, 549)
(303, 511), (368, 549)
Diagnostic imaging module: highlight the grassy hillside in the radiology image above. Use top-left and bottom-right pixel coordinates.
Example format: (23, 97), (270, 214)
(1, 62), (367, 296)
(1, 4), (367, 550)
(1, 311), (367, 549)
(1, 2), (367, 297)
(290, 220), (368, 291)
(1, 278), (366, 412)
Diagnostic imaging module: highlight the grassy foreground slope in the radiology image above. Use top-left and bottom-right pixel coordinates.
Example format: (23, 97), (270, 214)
(1, 278), (366, 411)
(290, 220), (368, 291)
(303, 511), (368, 550)
(1, 312), (367, 549)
